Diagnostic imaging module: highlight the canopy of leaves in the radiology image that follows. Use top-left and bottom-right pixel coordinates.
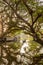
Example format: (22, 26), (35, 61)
(0, 0), (43, 65)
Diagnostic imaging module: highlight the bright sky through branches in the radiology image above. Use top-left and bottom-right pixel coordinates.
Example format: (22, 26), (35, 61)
(39, 0), (43, 5)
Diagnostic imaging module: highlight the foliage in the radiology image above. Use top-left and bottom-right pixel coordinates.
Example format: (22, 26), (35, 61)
(0, 0), (43, 65)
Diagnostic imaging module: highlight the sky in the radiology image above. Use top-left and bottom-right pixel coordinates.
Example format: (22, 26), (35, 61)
(39, 0), (43, 5)
(39, 0), (43, 1)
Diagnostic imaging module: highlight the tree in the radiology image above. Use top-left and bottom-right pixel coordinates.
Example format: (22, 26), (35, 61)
(1, 0), (42, 45)
(0, 0), (43, 65)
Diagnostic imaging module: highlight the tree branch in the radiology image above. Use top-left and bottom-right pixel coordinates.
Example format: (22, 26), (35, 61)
(32, 14), (42, 26)
(3, 0), (31, 27)
(23, 0), (33, 22)
(0, 36), (17, 43)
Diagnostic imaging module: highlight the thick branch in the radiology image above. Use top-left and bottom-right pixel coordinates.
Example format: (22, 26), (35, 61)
(30, 27), (43, 45)
(23, 0), (33, 22)
(0, 37), (17, 43)
(32, 14), (42, 26)
(23, 0), (33, 14)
